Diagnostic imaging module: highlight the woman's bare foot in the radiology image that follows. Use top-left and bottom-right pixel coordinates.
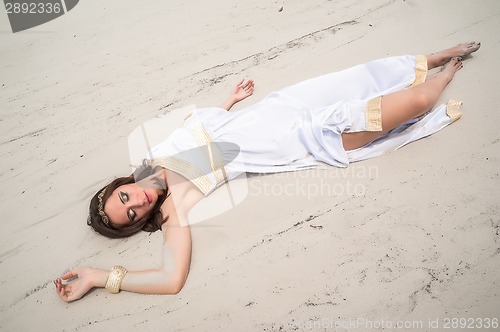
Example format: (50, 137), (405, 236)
(440, 57), (463, 81)
(426, 57), (463, 82)
(426, 42), (480, 69)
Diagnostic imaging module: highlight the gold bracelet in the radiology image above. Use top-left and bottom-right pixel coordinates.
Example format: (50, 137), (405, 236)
(105, 266), (128, 294)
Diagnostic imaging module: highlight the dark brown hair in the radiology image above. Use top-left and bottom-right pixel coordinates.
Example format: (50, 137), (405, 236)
(87, 162), (169, 238)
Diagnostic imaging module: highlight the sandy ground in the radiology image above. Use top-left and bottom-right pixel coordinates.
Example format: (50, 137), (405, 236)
(1, 0), (499, 331)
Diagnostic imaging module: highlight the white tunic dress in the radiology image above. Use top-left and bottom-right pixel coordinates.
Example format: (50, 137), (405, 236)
(149, 55), (462, 196)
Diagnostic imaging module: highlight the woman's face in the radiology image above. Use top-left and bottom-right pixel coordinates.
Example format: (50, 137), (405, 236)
(104, 176), (163, 228)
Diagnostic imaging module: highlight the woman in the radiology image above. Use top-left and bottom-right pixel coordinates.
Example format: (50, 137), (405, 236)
(54, 42), (480, 302)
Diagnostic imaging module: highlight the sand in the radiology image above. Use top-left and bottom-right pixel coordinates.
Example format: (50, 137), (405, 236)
(1, 0), (499, 331)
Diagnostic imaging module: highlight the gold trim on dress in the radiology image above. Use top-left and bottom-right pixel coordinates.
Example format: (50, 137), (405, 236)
(365, 96), (383, 131)
(148, 156), (213, 195)
(190, 125), (228, 188)
(410, 55), (428, 87)
(446, 99), (462, 123)
(146, 125), (228, 196)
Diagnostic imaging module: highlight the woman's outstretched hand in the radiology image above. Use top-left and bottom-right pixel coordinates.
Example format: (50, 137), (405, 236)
(231, 79), (254, 103)
(220, 79), (255, 111)
(54, 266), (106, 302)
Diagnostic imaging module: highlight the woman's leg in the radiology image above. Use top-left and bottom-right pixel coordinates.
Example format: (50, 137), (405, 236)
(426, 41), (480, 69)
(278, 42), (479, 111)
(342, 58), (463, 151)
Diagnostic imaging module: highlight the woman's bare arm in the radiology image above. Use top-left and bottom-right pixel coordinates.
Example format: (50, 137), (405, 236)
(54, 171), (203, 301)
(92, 195), (192, 294)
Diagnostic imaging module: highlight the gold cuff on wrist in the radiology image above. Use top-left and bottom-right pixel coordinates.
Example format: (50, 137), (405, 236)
(105, 266), (128, 294)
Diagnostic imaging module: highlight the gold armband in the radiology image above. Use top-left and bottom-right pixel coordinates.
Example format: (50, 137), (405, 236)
(105, 266), (128, 294)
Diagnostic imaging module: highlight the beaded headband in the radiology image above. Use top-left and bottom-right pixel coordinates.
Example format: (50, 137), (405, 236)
(97, 187), (110, 226)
